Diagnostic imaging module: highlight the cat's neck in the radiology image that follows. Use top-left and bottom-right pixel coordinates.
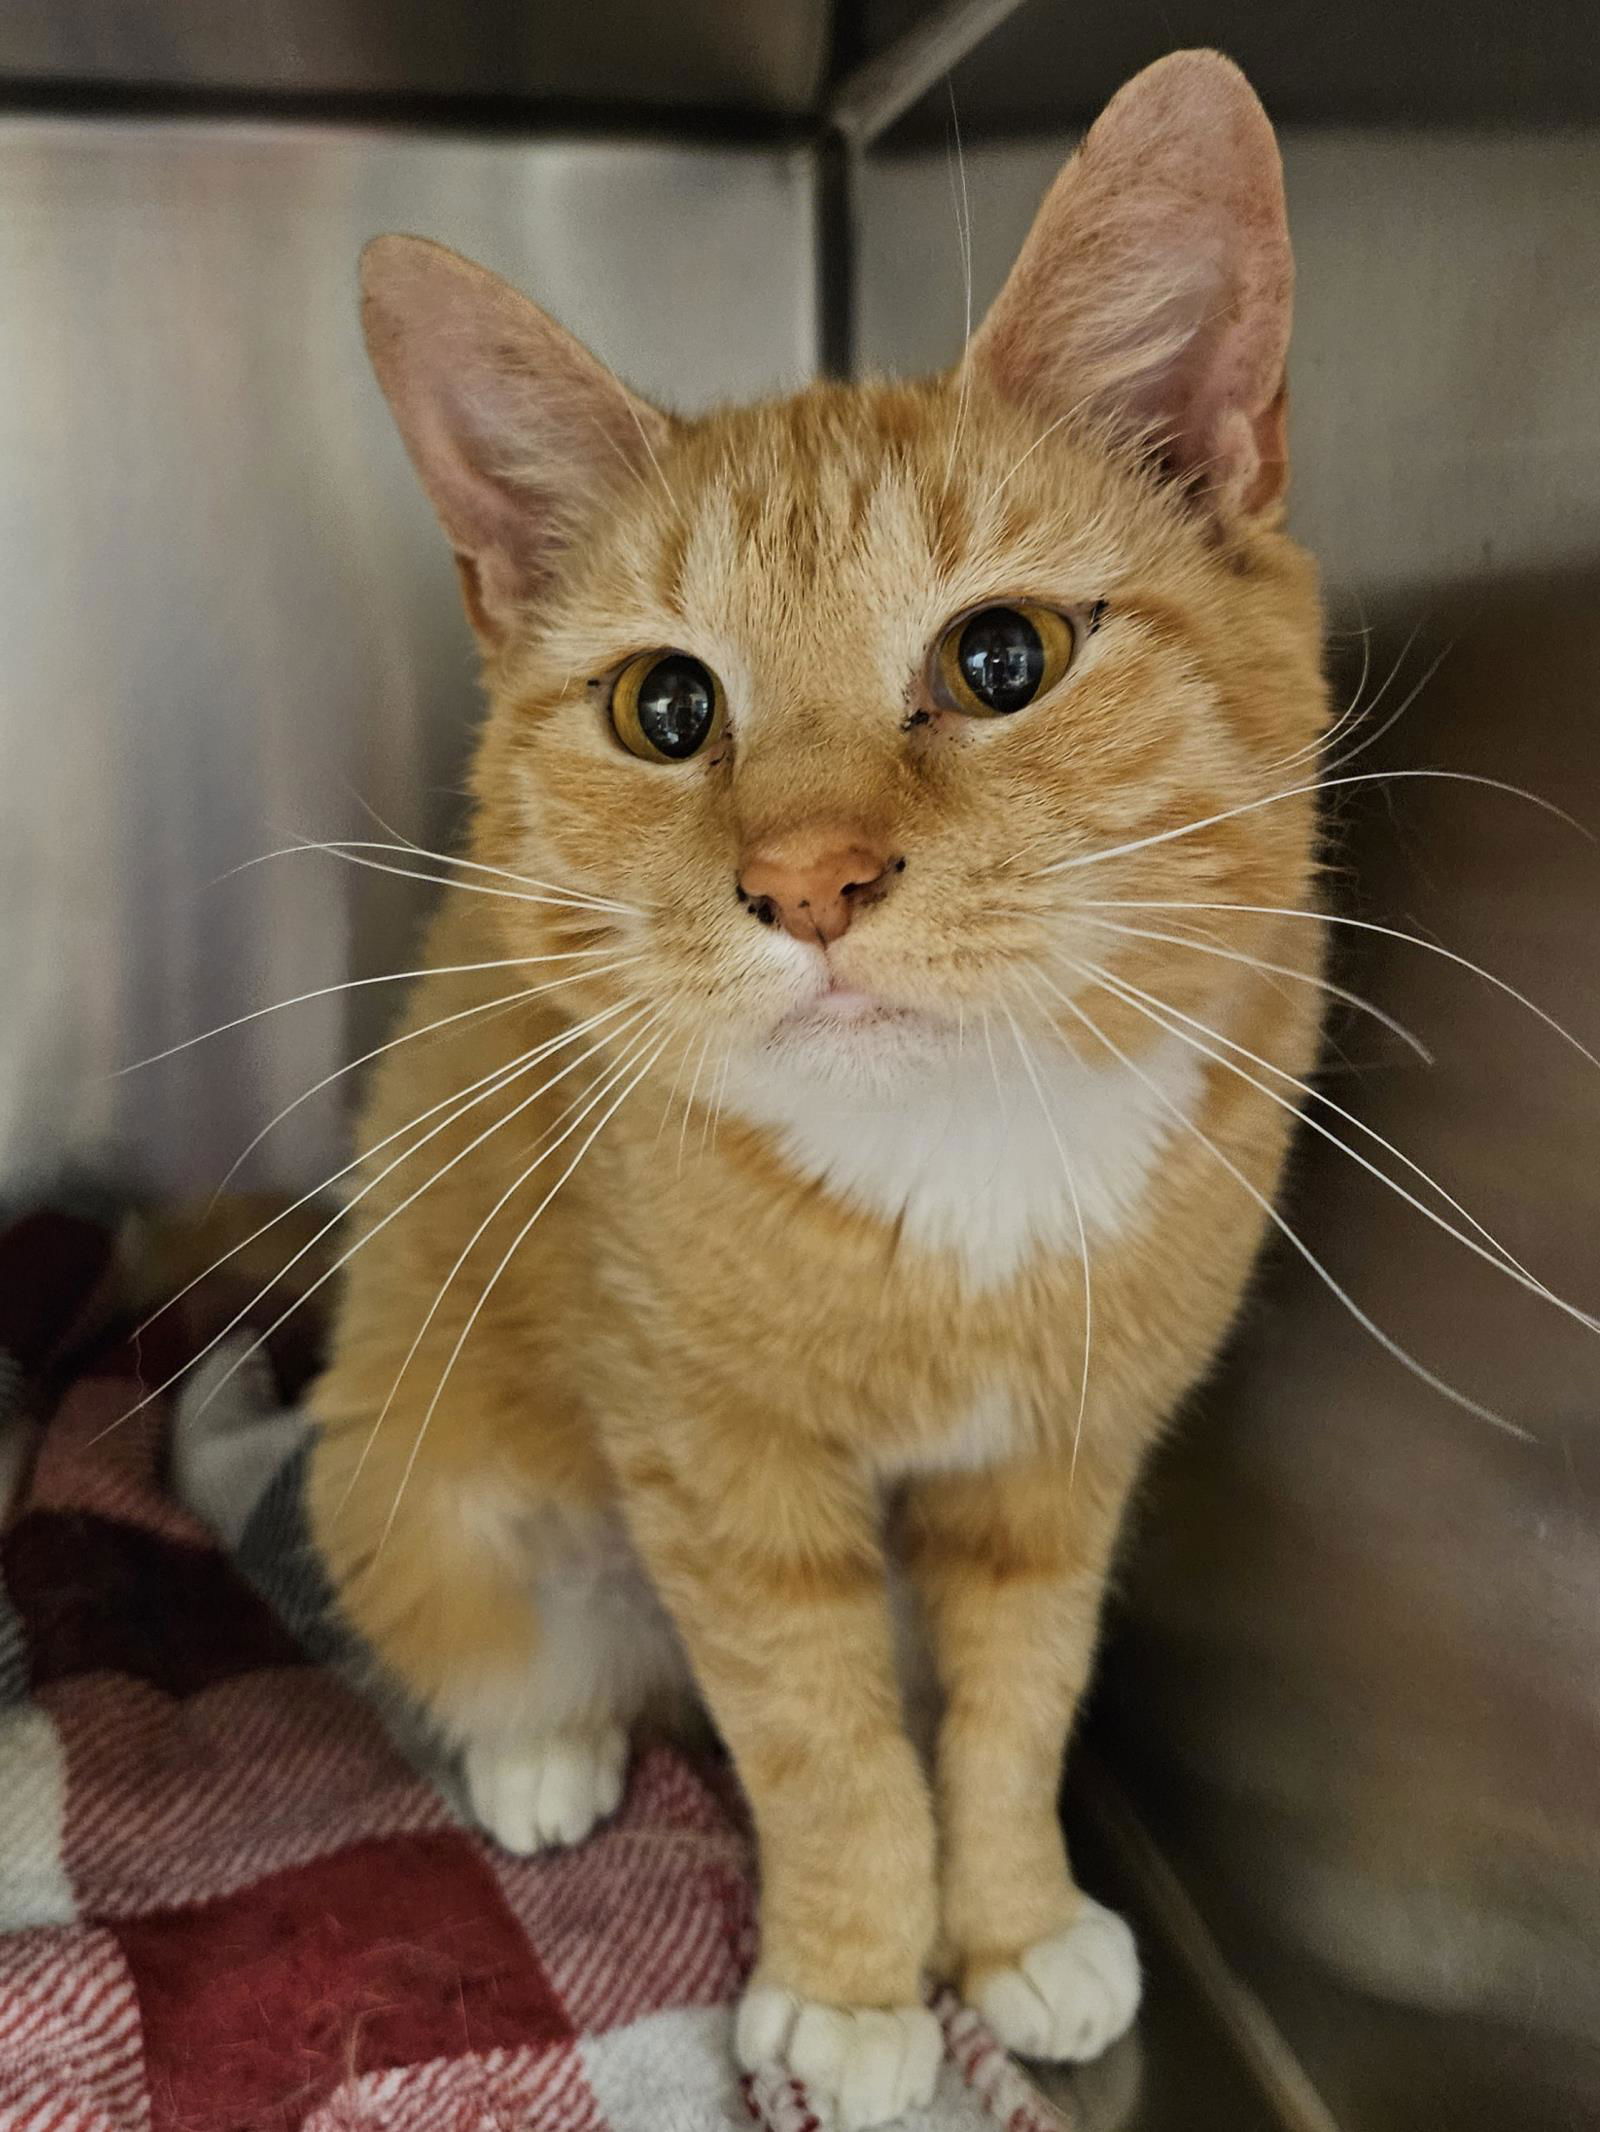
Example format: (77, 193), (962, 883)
(720, 1032), (1202, 1289)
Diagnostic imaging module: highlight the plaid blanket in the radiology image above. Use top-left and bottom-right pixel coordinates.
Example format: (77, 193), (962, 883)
(0, 1208), (1087, 2132)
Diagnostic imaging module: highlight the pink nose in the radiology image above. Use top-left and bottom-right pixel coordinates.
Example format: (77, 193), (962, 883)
(737, 827), (896, 945)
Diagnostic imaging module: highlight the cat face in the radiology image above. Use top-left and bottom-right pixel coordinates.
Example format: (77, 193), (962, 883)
(361, 52), (1325, 1094)
(479, 382), (1322, 1092)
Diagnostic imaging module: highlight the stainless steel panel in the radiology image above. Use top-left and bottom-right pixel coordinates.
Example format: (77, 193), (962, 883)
(858, 130), (1600, 601)
(0, 0), (830, 113)
(860, 129), (1600, 2127)
(859, 0), (1600, 132)
(0, 121), (816, 1199)
(1109, 564), (1600, 2132)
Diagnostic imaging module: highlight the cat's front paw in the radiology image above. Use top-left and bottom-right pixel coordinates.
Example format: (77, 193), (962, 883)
(970, 1897), (1140, 2063)
(736, 1986), (941, 2131)
(463, 1725), (627, 1853)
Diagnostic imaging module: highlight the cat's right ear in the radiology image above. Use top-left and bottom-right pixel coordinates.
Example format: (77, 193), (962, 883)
(359, 235), (672, 651)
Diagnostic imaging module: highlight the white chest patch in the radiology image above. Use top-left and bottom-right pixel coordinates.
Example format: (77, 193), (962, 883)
(723, 1030), (1202, 1289)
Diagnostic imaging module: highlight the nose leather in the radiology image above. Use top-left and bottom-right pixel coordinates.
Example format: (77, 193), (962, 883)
(737, 827), (894, 945)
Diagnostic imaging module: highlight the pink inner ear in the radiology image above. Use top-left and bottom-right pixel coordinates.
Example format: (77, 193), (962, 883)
(360, 235), (671, 648)
(970, 51), (1294, 518)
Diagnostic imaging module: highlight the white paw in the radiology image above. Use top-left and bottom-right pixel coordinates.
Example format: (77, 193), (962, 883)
(736, 1987), (941, 2131)
(973, 1897), (1141, 2063)
(463, 1725), (627, 1853)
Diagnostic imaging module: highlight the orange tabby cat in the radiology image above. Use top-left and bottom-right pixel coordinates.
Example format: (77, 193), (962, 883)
(307, 50), (1325, 2129)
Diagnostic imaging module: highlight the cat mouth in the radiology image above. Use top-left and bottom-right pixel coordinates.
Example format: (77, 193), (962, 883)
(772, 981), (933, 1040)
(806, 985), (892, 1022)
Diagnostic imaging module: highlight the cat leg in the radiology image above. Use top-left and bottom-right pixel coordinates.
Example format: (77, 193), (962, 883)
(307, 1424), (682, 1854)
(459, 1501), (691, 1850)
(619, 1438), (941, 2132)
(898, 1459), (1141, 2064)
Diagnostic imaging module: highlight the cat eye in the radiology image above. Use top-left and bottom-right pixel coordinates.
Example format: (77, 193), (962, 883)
(609, 651), (726, 762)
(933, 603), (1076, 718)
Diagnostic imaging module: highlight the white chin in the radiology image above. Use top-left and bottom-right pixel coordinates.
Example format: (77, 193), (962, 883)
(760, 1003), (951, 1090)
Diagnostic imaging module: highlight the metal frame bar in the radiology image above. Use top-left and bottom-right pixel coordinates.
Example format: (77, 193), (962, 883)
(825, 0), (1032, 148)
(813, 0), (1032, 378)
(0, 0), (1033, 386)
(0, 77), (813, 145)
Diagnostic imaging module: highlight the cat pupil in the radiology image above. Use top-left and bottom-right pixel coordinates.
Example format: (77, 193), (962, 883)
(959, 607), (1044, 714)
(638, 655), (715, 757)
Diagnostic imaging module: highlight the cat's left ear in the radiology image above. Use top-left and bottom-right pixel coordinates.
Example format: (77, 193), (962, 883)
(360, 235), (673, 650)
(968, 50), (1292, 521)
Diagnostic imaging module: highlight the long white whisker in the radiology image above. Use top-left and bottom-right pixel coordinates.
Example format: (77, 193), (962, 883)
(305, 836), (638, 914)
(977, 1010), (998, 1094)
(653, 1026), (696, 1148)
(378, 1022), (670, 1548)
(99, 997), (648, 1437)
(339, 815), (654, 913)
(1004, 1007), (1092, 1478)
(706, 1048), (734, 1156)
(136, 985), (639, 1353)
(700, 1043), (730, 1157)
(118, 948), (622, 1074)
(1075, 954), (1598, 1337)
(1327, 637), (1451, 775)
(169, 999), (657, 1443)
(222, 833), (636, 913)
(340, 784), (428, 856)
(1038, 768), (1590, 880)
(227, 837), (637, 918)
(1270, 602), (1374, 775)
(1033, 969), (1528, 1439)
(677, 1028), (714, 1179)
(1269, 604), (1406, 780)
(207, 954), (645, 1204)
(1076, 916), (1432, 1063)
(989, 386), (1104, 501)
(941, 76), (974, 492)
(1293, 620), (1407, 775)
(617, 391), (676, 512)
(348, 1011), (668, 1515)
(980, 1009), (1009, 1124)
(1078, 899), (1600, 1078)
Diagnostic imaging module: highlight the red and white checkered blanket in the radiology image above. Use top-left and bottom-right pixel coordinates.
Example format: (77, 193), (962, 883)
(0, 1211), (1071, 2132)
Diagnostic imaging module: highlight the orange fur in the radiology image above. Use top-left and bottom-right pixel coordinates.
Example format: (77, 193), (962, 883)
(307, 50), (1327, 2119)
